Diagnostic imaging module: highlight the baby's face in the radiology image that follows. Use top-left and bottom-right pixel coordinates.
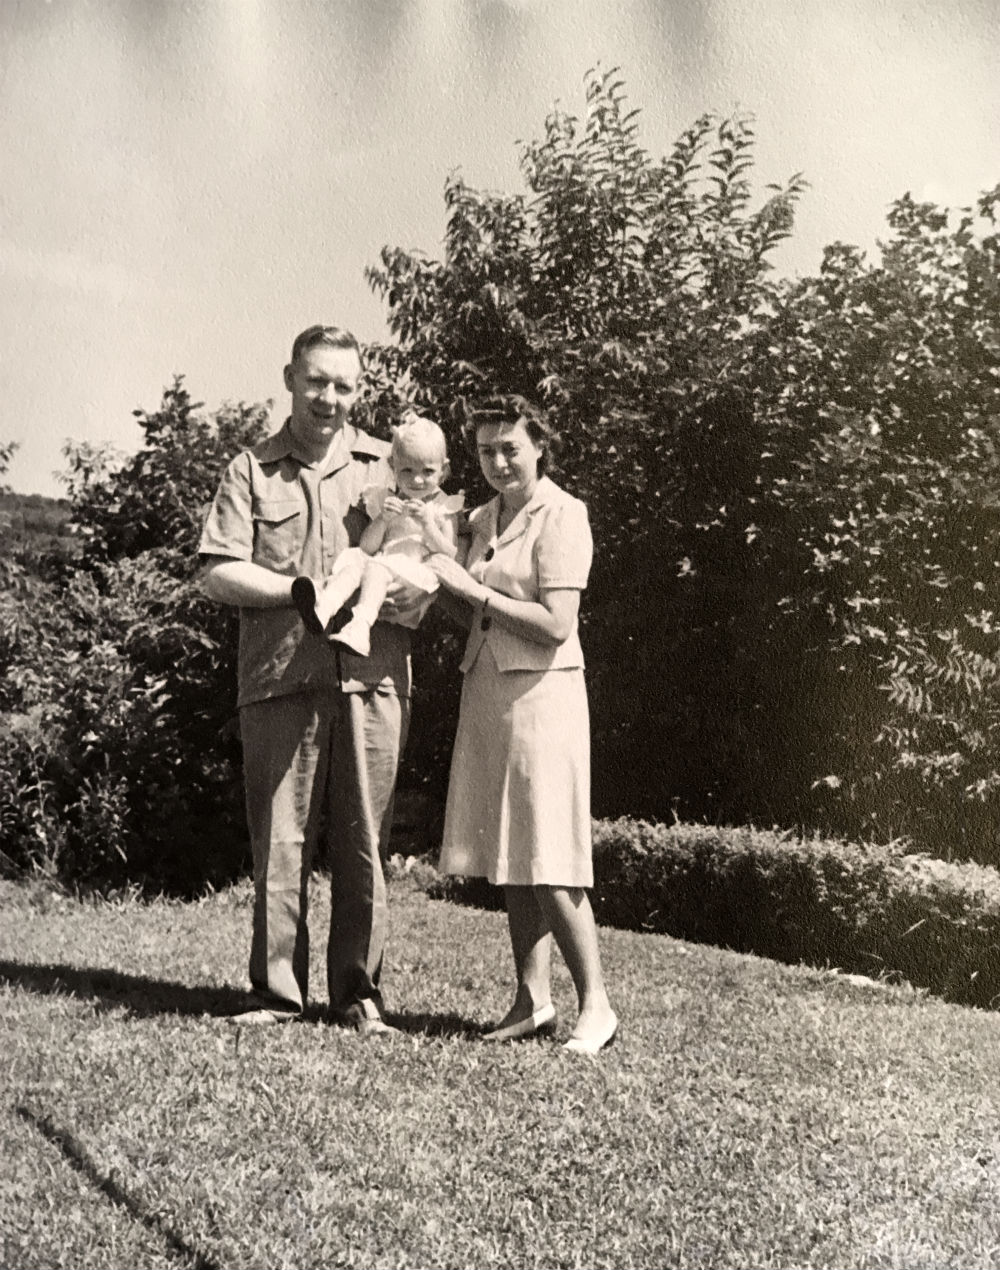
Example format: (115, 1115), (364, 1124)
(392, 441), (447, 500)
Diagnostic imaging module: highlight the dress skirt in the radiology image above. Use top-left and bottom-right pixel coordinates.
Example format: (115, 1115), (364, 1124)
(439, 642), (593, 887)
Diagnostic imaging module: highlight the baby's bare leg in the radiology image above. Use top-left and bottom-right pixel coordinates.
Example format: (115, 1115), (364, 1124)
(354, 559), (392, 623)
(330, 558), (393, 657)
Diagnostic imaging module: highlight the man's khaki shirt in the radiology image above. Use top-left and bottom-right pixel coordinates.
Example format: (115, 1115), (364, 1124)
(199, 419), (411, 707)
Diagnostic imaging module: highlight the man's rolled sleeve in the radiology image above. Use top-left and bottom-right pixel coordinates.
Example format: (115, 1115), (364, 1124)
(199, 454), (254, 560)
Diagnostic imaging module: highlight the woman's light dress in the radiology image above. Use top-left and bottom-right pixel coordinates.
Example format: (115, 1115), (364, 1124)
(439, 476), (594, 887)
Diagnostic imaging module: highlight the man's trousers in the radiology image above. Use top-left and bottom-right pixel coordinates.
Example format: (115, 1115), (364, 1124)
(239, 686), (409, 1016)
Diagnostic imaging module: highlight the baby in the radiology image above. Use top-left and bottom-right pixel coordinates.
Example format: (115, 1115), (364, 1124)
(291, 414), (463, 657)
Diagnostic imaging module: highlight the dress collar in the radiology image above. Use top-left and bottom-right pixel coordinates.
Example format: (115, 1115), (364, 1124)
(489, 475), (556, 544)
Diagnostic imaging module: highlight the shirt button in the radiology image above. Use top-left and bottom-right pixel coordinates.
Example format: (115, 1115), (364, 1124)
(481, 615), (492, 631)
(484, 546), (495, 561)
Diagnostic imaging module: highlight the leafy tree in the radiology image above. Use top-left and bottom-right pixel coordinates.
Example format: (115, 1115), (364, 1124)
(367, 69), (1000, 862)
(67, 377), (270, 573)
(366, 68), (806, 819)
(760, 188), (1000, 855)
(0, 439), (17, 483)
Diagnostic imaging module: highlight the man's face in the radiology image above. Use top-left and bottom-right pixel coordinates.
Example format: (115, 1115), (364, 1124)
(284, 344), (362, 451)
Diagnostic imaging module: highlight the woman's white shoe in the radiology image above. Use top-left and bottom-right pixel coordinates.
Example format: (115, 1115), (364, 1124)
(562, 1013), (619, 1054)
(482, 1002), (557, 1042)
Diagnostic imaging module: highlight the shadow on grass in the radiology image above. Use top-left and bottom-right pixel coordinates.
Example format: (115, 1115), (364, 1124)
(389, 1009), (483, 1039)
(0, 959), (248, 1019)
(0, 960), (485, 1035)
(18, 1105), (222, 1270)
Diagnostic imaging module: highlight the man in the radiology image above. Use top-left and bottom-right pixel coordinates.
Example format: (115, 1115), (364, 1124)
(199, 325), (412, 1035)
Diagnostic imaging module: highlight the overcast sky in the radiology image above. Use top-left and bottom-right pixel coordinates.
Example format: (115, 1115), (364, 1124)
(2, 0), (997, 497)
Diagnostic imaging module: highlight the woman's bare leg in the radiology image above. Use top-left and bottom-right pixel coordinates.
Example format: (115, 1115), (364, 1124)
(490, 884), (553, 1029)
(535, 886), (616, 1043)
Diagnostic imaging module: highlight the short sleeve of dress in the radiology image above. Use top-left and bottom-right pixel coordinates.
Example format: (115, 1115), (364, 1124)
(535, 497), (593, 590)
(198, 453), (253, 560)
(440, 492), (466, 516)
(362, 484), (390, 520)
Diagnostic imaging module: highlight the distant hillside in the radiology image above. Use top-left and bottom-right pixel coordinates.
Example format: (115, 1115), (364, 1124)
(0, 490), (76, 571)
(0, 490), (72, 537)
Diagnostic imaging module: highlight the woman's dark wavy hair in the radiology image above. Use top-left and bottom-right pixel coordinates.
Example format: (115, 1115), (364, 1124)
(451, 393), (560, 475)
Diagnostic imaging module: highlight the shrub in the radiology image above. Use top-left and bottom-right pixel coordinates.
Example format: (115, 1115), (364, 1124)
(429, 817), (1000, 1010)
(0, 551), (247, 892)
(0, 386), (268, 894)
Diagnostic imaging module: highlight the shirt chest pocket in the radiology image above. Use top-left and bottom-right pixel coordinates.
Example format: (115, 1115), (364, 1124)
(251, 497), (304, 573)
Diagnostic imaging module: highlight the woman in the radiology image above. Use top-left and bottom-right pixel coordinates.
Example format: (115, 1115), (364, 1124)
(430, 394), (618, 1054)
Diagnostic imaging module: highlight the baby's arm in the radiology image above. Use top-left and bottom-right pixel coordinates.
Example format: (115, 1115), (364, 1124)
(360, 513), (390, 556)
(417, 504), (460, 558)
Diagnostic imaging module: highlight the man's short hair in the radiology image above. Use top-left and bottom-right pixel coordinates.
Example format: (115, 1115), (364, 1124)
(289, 325), (363, 367)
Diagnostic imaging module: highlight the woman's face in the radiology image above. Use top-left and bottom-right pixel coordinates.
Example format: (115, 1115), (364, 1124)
(475, 420), (544, 503)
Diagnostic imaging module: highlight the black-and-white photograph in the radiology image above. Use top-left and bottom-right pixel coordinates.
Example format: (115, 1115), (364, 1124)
(2, 2), (999, 1266)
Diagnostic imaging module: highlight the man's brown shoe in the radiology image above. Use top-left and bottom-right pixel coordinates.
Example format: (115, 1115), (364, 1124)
(333, 998), (401, 1037)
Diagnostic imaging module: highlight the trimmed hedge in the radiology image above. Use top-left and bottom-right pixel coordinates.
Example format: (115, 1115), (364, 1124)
(424, 819), (1000, 1010)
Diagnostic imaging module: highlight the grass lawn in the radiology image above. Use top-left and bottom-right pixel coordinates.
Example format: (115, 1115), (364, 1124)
(2, 872), (1000, 1270)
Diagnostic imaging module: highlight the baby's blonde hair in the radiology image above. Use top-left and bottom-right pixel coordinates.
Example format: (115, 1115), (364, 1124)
(391, 413), (448, 463)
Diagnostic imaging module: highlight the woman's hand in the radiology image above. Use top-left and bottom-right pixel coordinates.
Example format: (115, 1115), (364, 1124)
(429, 555), (488, 604)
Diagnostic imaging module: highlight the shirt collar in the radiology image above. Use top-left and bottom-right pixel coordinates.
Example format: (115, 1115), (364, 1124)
(257, 418), (388, 467)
